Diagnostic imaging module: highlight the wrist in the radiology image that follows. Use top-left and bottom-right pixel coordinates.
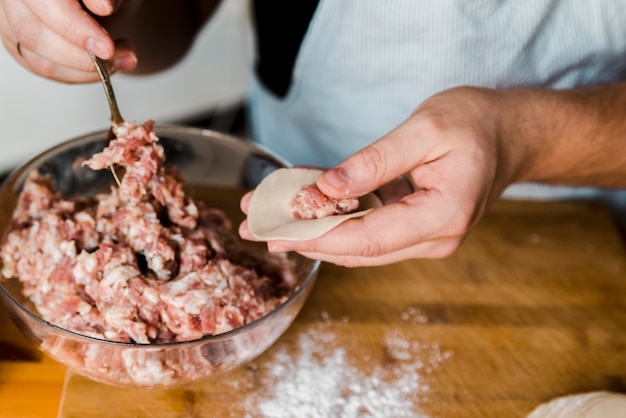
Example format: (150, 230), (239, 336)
(465, 87), (539, 188)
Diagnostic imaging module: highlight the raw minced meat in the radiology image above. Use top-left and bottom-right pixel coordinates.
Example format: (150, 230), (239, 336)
(0, 120), (298, 345)
(289, 183), (359, 220)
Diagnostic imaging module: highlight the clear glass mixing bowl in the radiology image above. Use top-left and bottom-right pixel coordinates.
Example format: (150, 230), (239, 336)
(0, 124), (320, 387)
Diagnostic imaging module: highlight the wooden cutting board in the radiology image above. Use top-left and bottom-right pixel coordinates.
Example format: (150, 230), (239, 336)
(1, 199), (626, 417)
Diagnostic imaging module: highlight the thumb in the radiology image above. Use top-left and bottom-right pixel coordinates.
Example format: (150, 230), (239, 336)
(317, 120), (425, 198)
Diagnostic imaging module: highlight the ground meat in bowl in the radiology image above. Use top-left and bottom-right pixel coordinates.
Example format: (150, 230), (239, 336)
(0, 120), (298, 345)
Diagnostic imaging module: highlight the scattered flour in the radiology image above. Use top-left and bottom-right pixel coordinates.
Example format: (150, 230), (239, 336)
(237, 310), (453, 418)
(400, 306), (429, 324)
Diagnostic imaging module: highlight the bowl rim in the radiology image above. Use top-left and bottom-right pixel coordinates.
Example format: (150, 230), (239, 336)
(0, 123), (321, 348)
(5, 123), (293, 188)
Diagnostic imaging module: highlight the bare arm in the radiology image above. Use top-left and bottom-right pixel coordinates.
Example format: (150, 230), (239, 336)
(496, 82), (626, 188)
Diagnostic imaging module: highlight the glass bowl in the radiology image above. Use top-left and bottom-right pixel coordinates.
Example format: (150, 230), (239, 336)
(0, 124), (320, 387)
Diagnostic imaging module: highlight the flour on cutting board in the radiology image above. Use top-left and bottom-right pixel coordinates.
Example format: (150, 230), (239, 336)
(226, 309), (453, 418)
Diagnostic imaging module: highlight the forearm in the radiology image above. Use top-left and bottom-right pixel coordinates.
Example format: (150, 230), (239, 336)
(494, 82), (626, 188)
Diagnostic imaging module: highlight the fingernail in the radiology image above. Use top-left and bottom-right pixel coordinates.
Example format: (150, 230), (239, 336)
(100, 0), (114, 14)
(112, 52), (137, 72)
(86, 37), (110, 59)
(320, 167), (351, 195)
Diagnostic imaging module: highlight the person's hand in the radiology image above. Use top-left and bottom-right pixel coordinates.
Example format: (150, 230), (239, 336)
(1, 0), (221, 83)
(239, 86), (528, 267)
(0, 0), (138, 83)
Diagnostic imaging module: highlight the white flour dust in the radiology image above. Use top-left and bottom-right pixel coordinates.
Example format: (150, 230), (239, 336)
(237, 310), (453, 418)
(400, 306), (429, 324)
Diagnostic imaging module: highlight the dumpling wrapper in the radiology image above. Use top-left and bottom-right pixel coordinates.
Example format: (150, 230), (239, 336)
(247, 168), (382, 241)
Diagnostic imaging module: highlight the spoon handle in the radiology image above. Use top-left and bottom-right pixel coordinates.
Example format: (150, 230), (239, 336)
(88, 51), (124, 186)
(89, 51), (124, 125)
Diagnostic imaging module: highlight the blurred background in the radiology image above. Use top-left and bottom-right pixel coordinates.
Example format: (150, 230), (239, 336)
(0, 0), (252, 174)
(1, 0), (624, 231)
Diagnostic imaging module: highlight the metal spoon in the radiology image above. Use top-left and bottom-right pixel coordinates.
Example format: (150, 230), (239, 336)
(88, 50), (123, 186)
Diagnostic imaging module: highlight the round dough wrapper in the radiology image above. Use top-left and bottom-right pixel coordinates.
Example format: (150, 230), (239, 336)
(247, 167), (382, 241)
(527, 391), (626, 418)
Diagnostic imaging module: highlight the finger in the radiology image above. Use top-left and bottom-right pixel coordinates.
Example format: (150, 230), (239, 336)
(17, 0), (114, 58)
(13, 28), (102, 77)
(238, 219), (260, 242)
(0, 36), (22, 64)
(1, 32), (101, 83)
(2, 0), (115, 81)
(107, 38), (138, 72)
(266, 185), (474, 257)
(0, 9), (22, 59)
(238, 187), (446, 251)
(105, 0), (143, 17)
(294, 235), (463, 267)
(17, 46), (104, 82)
(240, 190), (253, 214)
(80, 0), (119, 16)
(317, 116), (440, 198)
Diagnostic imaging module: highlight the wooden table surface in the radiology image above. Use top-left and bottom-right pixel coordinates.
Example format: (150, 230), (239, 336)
(1, 199), (625, 418)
